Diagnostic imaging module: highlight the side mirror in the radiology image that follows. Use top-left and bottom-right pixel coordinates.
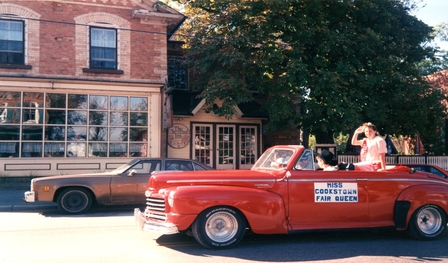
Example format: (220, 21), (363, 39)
(128, 169), (137, 176)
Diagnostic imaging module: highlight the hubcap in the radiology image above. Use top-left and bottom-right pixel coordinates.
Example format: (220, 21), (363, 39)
(205, 211), (238, 243)
(417, 207), (442, 235)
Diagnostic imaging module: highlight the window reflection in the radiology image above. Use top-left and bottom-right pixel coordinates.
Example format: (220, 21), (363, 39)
(110, 96), (127, 110)
(46, 110), (66, 124)
(46, 94), (66, 108)
(110, 112), (127, 126)
(90, 95), (108, 110)
(45, 126), (65, 140)
(23, 126), (43, 140)
(68, 110), (87, 125)
(110, 127), (127, 141)
(89, 111), (107, 125)
(130, 97), (148, 111)
(130, 112), (147, 126)
(0, 91), (21, 107)
(89, 127), (107, 141)
(0, 125), (19, 140)
(68, 94), (87, 109)
(67, 126), (87, 141)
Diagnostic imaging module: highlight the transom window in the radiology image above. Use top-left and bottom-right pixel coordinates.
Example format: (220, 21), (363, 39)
(90, 27), (117, 69)
(0, 19), (24, 65)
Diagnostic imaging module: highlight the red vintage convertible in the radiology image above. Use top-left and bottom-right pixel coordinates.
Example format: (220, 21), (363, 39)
(135, 145), (448, 249)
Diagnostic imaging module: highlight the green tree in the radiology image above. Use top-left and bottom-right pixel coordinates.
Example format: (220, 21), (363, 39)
(170, 0), (447, 153)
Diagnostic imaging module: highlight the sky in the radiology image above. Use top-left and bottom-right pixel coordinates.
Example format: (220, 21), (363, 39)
(411, 0), (448, 51)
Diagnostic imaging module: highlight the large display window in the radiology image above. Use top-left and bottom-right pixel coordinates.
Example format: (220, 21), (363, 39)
(0, 91), (148, 158)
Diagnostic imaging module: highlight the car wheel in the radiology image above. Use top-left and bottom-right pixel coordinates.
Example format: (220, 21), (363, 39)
(57, 187), (93, 214)
(192, 206), (246, 249)
(409, 205), (446, 240)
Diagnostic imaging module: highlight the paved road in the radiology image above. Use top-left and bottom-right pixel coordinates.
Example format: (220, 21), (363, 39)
(0, 189), (57, 212)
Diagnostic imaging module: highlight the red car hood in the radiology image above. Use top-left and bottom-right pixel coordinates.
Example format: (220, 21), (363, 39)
(149, 169), (280, 191)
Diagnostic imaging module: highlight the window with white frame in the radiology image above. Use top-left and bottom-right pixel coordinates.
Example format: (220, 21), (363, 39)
(0, 19), (24, 65)
(89, 27), (117, 69)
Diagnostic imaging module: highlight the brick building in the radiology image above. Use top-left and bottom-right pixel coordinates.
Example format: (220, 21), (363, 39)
(0, 0), (185, 176)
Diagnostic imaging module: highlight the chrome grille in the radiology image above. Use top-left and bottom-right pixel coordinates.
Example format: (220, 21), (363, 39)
(146, 197), (166, 212)
(145, 197), (167, 222)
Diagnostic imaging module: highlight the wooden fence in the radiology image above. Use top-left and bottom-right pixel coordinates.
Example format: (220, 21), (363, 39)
(338, 155), (448, 171)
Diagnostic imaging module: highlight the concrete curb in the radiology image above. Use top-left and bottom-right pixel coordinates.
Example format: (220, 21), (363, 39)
(0, 203), (58, 212)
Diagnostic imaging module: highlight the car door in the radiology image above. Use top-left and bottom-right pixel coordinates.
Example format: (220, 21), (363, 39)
(110, 160), (161, 204)
(286, 169), (369, 230)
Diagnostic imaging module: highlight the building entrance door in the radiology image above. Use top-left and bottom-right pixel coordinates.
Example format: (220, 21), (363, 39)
(216, 125), (235, 169)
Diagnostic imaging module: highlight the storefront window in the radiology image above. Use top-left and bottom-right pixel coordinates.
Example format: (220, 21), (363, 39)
(0, 92), (149, 158)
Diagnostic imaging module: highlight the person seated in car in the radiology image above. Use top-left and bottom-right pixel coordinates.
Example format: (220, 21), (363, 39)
(316, 150), (338, 171)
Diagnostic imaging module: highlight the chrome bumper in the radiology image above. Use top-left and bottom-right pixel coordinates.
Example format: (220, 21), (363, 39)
(24, 191), (35, 202)
(134, 208), (179, 235)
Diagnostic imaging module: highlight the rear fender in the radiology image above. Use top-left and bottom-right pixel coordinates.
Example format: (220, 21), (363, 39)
(167, 185), (287, 234)
(396, 185), (448, 228)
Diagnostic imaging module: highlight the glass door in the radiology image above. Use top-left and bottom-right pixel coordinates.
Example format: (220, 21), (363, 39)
(240, 126), (257, 169)
(192, 124), (212, 166)
(216, 125), (235, 169)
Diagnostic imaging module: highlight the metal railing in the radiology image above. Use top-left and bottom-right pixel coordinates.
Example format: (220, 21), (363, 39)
(338, 155), (448, 171)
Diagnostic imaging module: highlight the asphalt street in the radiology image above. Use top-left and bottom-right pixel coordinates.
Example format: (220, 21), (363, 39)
(0, 189), (57, 212)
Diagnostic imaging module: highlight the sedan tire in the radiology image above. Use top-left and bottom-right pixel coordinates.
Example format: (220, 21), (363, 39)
(57, 187), (93, 214)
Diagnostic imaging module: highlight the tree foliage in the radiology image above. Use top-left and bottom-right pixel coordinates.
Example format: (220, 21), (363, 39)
(170, 0), (448, 153)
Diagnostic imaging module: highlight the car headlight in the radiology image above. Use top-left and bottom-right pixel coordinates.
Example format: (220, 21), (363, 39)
(168, 191), (175, 207)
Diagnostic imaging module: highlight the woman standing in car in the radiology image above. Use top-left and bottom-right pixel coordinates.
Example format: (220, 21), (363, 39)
(351, 122), (387, 171)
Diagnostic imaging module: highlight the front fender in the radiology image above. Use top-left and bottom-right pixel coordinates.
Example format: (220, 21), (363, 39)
(396, 185), (448, 228)
(168, 185), (287, 234)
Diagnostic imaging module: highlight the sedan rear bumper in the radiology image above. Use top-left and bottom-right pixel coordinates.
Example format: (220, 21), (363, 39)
(134, 208), (179, 235)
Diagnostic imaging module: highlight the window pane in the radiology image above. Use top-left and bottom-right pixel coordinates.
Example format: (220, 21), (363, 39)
(89, 127), (107, 141)
(46, 110), (66, 124)
(45, 126), (65, 141)
(44, 142), (64, 157)
(89, 111), (107, 125)
(0, 91), (21, 107)
(67, 142), (86, 157)
(110, 127), (127, 141)
(130, 143), (146, 157)
(0, 125), (19, 140)
(22, 142), (42, 157)
(46, 94), (66, 108)
(22, 108), (43, 124)
(67, 126), (86, 141)
(89, 143), (107, 157)
(130, 97), (148, 111)
(130, 112), (147, 126)
(130, 128), (147, 141)
(23, 125), (43, 140)
(0, 142), (18, 157)
(68, 94), (87, 109)
(68, 110), (87, 125)
(109, 143), (127, 157)
(90, 95), (108, 110)
(110, 112), (127, 126)
(110, 96), (127, 110)
(23, 92), (44, 108)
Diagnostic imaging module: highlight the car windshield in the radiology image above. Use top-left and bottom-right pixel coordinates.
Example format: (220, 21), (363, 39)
(111, 159), (141, 174)
(253, 148), (295, 169)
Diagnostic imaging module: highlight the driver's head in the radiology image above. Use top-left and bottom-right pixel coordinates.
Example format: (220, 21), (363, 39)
(297, 151), (311, 168)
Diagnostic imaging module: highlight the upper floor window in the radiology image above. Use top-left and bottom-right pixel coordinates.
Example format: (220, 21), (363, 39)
(168, 57), (188, 90)
(90, 27), (117, 70)
(0, 19), (24, 65)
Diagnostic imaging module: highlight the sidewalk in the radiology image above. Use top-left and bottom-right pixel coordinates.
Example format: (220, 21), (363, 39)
(0, 189), (57, 212)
